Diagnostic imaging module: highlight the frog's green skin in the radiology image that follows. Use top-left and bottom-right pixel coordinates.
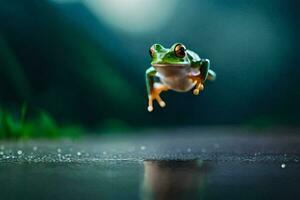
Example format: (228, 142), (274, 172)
(145, 43), (216, 112)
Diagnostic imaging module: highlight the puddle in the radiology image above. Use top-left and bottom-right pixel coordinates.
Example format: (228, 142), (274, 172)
(0, 134), (299, 199)
(0, 159), (299, 200)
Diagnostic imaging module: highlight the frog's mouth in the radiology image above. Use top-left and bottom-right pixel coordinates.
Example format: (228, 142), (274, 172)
(152, 63), (191, 68)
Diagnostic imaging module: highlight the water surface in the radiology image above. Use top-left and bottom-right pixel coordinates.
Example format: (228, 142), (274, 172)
(0, 131), (299, 200)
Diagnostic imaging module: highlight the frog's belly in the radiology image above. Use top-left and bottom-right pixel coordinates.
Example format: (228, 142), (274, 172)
(160, 75), (195, 92)
(154, 65), (199, 92)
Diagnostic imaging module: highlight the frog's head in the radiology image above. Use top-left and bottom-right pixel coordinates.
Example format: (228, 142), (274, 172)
(149, 43), (191, 67)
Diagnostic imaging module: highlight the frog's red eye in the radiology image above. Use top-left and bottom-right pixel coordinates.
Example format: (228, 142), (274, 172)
(149, 46), (155, 58)
(174, 44), (186, 58)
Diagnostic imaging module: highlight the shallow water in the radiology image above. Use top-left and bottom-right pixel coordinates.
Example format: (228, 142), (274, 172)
(1, 160), (299, 200)
(0, 130), (300, 200)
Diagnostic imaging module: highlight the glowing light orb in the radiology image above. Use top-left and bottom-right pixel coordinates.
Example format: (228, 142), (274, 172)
(82, 0), (178, 33)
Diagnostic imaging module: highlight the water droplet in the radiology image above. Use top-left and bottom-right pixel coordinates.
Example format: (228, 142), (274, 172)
(281, 163), (286, 168)
(33, 146), (38, 151)
(187, 148), (192, 153)
(57, 148), (61, 153)
(77, 152), (82, 156)
(103, 151), (107, 155)
(0, 151), (3, 155)
(17, 150), (22, 155)
(140, 146), (146, 150)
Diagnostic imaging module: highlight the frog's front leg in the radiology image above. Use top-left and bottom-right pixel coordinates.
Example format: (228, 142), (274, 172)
(145, 67), (169, 112)
(189, 75), (204, 95)
(199, 59), (210, 82)
(189, 59), (212, 95)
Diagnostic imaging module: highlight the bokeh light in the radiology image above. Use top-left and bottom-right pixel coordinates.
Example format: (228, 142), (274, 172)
(54, 0), (178, 33)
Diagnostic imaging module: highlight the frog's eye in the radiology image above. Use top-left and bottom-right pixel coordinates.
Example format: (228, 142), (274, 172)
(174, 44), (186, 58)
(149, 46), (155, 58)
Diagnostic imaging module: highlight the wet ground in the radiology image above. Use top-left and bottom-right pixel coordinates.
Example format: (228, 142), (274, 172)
(0, 128), (300, 200)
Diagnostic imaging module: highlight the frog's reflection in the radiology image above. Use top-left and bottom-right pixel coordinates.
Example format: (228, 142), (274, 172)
(142, 160), (210, 200)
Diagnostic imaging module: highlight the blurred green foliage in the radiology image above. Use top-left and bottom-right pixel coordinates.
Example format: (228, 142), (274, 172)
(0, 104), (82, 139)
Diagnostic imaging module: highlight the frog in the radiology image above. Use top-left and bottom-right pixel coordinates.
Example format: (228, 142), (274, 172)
(146, 43), (216, 112)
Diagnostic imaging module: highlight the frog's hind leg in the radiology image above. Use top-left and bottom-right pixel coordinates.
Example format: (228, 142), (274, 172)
(146, 67), (169, 112)
(148, 83), (169, 112)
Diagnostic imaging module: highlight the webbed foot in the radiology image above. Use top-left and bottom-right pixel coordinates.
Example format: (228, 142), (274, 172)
(190, 77), (204, 96)
(147, 83), (168, 112)
(193, 82), (204, 95)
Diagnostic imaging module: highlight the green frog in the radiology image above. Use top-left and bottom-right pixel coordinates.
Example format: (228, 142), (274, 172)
(146, 43), (216, 112)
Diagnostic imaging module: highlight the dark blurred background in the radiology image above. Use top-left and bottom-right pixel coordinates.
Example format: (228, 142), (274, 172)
(0, 0), (299, 133)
